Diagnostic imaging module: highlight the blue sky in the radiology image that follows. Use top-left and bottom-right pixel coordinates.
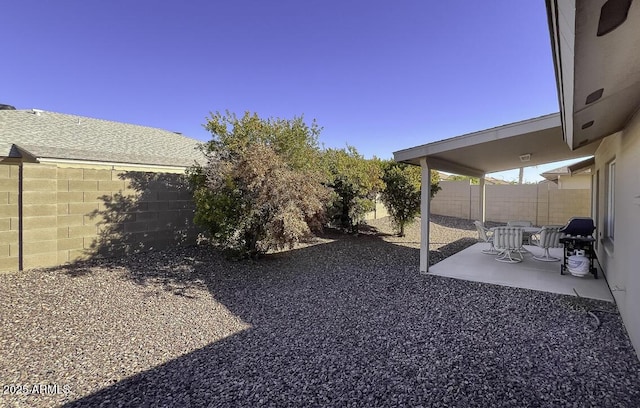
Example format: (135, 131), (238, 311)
(2, 1), (580, 182)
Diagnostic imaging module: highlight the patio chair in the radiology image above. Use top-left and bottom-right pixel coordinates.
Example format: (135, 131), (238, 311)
(474, 220), (498, 254)
(507, 220), (535, 244)
(531, 225), (564, 262)
(492, 226), (525, 263)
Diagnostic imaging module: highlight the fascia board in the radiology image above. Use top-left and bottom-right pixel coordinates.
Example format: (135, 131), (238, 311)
(550, 0), (576, 149)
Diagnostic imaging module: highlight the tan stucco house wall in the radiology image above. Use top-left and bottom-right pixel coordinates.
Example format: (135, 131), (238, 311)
(591, 109), (640, 354)
(557, 173), (591, 189)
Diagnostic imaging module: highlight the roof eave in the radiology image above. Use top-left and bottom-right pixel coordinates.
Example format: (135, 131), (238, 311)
(393, 113), (566, 177)
(568, 156), (595, 174)
(545, 0), (576, 150)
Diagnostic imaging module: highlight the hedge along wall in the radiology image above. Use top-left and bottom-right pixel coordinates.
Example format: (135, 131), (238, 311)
(431, 180), (591, 226)
(0, 162), (200, 273)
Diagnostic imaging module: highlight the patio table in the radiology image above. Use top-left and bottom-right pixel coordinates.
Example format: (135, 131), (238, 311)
(522, 227), (542, 244)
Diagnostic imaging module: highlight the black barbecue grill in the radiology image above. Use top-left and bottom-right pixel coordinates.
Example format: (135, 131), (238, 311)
(559, 217), (598, 278)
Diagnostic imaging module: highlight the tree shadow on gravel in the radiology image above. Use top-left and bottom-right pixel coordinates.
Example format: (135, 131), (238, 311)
(383, 214), (503, 235)
(428, 214), (504, 231)
(428, 214), (477, 230)
(56, 229), (640, 408)
(355, 223), (395, 237)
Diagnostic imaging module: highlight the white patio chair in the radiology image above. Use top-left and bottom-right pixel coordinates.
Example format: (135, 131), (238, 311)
(474, 220), (498, 254)
(507, 220), (535, 245)
(492, 227), (524, 263)
(531, 225), (564, 262)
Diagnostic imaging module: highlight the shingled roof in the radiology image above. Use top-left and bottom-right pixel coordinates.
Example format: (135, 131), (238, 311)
(0, 109), (204, 167)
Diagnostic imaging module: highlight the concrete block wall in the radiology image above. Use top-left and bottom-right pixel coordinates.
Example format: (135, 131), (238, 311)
(470, 185), (480, 220)
(484, 184), (539, 224)
(57, 165), (198, 264)
(0, 162), (200, 273)
(536, 183), (551, 225)
(22, 163), (59, 269)
(431, 180), (591, 226)
(431, 180), (472, 219)
(546, 189), (591, 225)
(0, 164), (19, 271)
(364, 196), (390, 220)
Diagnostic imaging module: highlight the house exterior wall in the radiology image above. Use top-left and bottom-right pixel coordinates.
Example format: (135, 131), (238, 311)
(0, 161), (200, 273)
(558, 173), (591, 189)
(593, 108), (640, 356)
(592, 134), (620, 284)
(431, 180), (590, 225)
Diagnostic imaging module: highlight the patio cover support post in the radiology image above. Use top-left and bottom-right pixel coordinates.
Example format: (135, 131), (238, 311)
(479, 175), (486, 224)
(420, 157), (430, 274)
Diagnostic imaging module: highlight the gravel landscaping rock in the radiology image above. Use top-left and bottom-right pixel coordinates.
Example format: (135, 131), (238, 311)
(1, 215), (639, 407)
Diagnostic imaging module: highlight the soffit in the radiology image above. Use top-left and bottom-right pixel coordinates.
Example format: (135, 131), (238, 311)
(569, 0), (640, 148)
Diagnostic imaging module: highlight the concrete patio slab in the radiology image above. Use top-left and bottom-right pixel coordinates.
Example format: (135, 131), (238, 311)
(429, 243), (613, 302)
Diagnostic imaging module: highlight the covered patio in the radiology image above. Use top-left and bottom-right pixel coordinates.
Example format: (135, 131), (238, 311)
(430, 243), (613, 302)
(394, 113), (605, 298)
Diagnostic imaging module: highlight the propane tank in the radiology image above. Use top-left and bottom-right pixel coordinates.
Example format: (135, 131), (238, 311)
(568, 250), (589, 277)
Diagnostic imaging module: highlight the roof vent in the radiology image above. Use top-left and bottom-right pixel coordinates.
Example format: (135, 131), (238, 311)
(597, 0), (632, 36)
(31, 109), (44, 116)
(585, 88), (604, 105)
(581, 120), (594, 129)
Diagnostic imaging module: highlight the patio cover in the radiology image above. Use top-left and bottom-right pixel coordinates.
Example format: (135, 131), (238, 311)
(394, 113), (599, 178)
(392, 113), (599, 273)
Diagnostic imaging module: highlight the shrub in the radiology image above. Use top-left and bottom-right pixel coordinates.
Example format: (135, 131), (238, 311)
(380, 162), (441, 236)
(321, 147), (383, 233)
(190, 112), (329, 258)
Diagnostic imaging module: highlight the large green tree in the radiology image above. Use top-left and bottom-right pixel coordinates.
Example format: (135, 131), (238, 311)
(189, 112), (329, 258)
(321, 146), (384, 233)
(380, 162), (441, 236)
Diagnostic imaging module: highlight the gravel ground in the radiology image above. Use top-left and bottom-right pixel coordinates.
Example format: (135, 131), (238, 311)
(1, 215), (639, 407)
